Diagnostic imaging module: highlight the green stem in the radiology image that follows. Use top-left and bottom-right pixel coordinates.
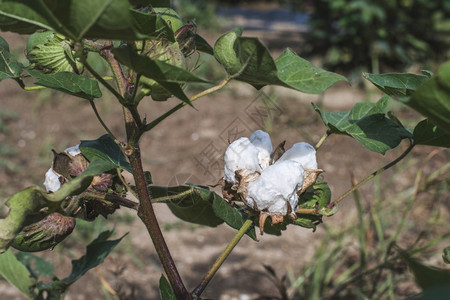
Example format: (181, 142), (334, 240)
(326, 142), (415, 209)
(152, 187), (195, 203)
(315, 131), (330, 150)
(192, 218), (254, 297)
(89, 100), (117, 141)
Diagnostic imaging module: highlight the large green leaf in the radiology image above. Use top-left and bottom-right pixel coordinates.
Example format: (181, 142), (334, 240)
(0, 36), (23, 82)
(0, 249), (37, 298)
(214, 28), (347, 93)
(152, 185), (224, 227)
(413, 119), (450, 148)
(275, 48), (348, 94)
(112, 45), (210, 104)
(363, 72), (429, 97)
(80, 134), (131, 174)
(27, 70), (102, 100)
(406, 61), (450, 133)
(313, 96), (413, 154)
(0, 0), (150, 41)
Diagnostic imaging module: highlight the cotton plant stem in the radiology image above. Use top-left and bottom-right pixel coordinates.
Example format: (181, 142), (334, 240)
(326, 142), (415, 209)
(89, 100), (118, 141)
(192, 218), (254, 297)
(315, 131), (330, 150)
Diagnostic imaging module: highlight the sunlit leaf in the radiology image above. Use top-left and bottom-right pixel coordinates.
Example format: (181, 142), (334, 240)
(364, 72), (428, 97)
(214, 28), (346, 93)
(27, 70), (102, 100)
(0, 36), (23, 82)
(313, 96), (413, 154)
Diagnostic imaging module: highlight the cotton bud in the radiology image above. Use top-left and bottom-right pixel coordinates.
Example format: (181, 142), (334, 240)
(12, 212), (76, 252)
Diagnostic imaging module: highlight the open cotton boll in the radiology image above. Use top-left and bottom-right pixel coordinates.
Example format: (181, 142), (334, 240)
(44, 168), (61, 193)
(246, 160), (304, 215)
(64, 144), (81, 157)
(278, 142), (318, 169)
(224, 137), (262, 184)
(250, 130), (273, 169)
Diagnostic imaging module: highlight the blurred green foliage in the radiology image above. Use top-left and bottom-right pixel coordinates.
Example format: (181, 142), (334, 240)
(298, 0), (450, 72)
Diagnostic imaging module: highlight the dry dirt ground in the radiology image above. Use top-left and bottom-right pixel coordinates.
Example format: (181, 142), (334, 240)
(0, 21), (449, 300)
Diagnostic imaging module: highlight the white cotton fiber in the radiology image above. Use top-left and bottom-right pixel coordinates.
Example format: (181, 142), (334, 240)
(44, 168), (61, 193)
(224, 137), (262, 184)
(278, 142), (318, 169)
(246, 160), (304, 215)
(64, 144), (81, 157)
(249, 130), (273, 169)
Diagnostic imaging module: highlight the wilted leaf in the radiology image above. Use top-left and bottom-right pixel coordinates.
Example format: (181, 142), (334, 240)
(27, 70), (102, 100)
(313, 96), (413, 154)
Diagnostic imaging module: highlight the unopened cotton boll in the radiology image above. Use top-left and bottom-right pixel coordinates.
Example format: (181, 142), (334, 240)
(249, 130), (273, 169)
(246, 160), (304, 215)
(278, 142), (318, 169)
(44, 168), (61, 193)
(224, 137), (262, 184)
(64, 144), (81, 157)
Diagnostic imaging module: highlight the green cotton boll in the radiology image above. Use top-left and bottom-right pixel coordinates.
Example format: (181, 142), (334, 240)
(138, 40), (186, 101)
(12, 212), (76, 252)
(26, 31), (84, 74)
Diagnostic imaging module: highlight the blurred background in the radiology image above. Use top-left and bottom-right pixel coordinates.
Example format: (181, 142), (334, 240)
(0, 1), (449, 299)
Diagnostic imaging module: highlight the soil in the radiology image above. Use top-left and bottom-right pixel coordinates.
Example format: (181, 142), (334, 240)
(0, 10), (449, 300)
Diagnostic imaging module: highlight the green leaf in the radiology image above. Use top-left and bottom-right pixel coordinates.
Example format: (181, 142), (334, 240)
(406, 61), (450, 133)
(400, 250), (450, 289)
(0, 249), (37, 298)
(112, 45), (209, 104)
(153, 185), (224, 227)
(16, 251), (55, 278)
(275, 48), (348, 94)
(313, 96), (413, 154)
(80, 134), (131, 174)
(214, 28), (346, 93)
(363, 72), (428, 97)
(0, 0), (148, 41)
(194, 34), (214, 55)
(412, 285), (450, 300)
(0, 36), (23, 82)
(212, 195), (257, 240)
(413, 119), (450, 148)
(159, 274), (176, 300)
(61, 231), (124, 285)
(27, 70), (102, 100)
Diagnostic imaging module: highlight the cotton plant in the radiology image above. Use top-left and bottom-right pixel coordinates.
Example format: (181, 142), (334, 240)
(222, 130), (323, 233)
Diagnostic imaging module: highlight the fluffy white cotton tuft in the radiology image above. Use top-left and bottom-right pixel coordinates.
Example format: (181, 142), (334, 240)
(246, 160), (304, 215)
(224, 137), (262, 184)
(249, 130), (273, 169)
(278, 142), (318, 169)
(44, 168), (61, 193)
(64, 144), (81, 157)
